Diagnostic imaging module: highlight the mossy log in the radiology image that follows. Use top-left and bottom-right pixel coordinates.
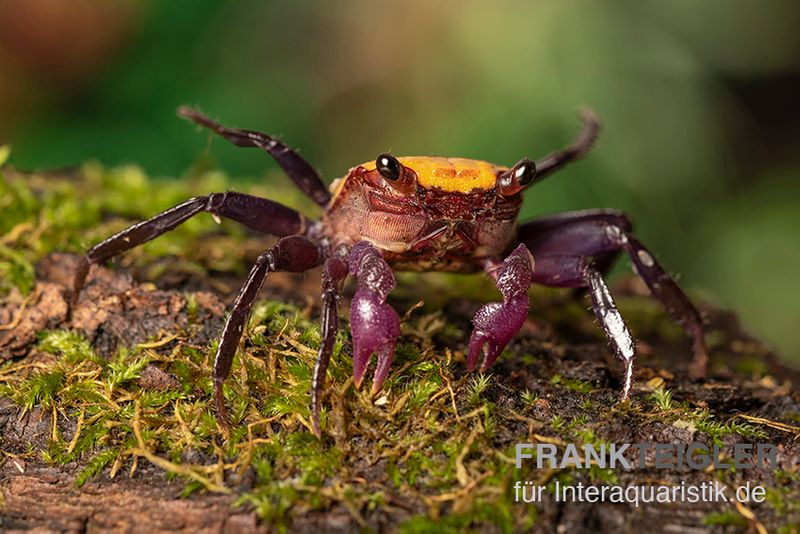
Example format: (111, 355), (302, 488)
(0, 164), (798, 532)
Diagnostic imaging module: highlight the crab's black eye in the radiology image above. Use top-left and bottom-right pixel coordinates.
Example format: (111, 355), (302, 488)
(496, 158), (538, 197)
(376, 153), (403, 181)
(513, 159), (537, 186)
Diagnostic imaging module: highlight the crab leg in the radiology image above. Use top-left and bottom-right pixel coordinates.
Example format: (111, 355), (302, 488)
(213, 236), (321, 427)
(310, 256), (348, 436)
(178, 107), (331, 206)
(529, 109), (601, 185)
(347, 242), (401, 394)
(520, 212), (707, 388)
(468, 244), (535, 371)
(519, 209), (630, 297)
(587, 263), (636, 398)
(514, 208), (632, 235)
(71, 192), (304, 308)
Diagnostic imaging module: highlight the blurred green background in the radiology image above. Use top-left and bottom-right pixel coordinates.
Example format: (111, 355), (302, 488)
(1, 0), (798, 364)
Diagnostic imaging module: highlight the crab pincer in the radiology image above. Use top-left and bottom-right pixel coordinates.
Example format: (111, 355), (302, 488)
(467, 244), (535, 371)
(348, 241), (401, 393)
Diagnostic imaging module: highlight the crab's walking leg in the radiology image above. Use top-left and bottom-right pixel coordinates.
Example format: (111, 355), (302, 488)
(468, 244), (535, 372)
(514, 208), (632, 235)
(213, 236), (321, 427)
(521, 209), (630, 298)
(520, 212), (707, 388)
(178, 107), (331, 206)
(586, 267), (635, 398)
(530, 109), (601, 185)
(310, 256), (348, 436)
(71, 193), (304, 308)
(627, 235), (707, 377)
(347, 242), (401, 395)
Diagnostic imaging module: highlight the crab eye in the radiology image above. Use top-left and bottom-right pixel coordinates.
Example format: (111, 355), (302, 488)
(513, 159), (537, 186)
(497, 158), (537, 197)
(376, 153), (403, 181)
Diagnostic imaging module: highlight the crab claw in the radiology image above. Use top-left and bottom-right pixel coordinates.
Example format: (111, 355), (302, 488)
(467, 244), (534, 371)
(350, 287), (401, 393)
(467, 296), (529, 371)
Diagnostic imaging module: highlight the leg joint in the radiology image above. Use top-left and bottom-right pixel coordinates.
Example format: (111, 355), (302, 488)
(321, 287), (339, 302)
(205, 192), (227, 214)
(604, 223), (632, 247)
(256, 249), (277, 271)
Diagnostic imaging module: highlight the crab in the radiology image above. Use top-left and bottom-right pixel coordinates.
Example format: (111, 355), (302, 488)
(70, 106), (707, 436)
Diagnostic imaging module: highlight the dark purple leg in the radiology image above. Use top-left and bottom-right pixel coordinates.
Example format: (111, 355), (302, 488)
(565, 249), (621, 300)
(529, 254), (637, 397)
(71, 192), (304, 308)
(529, 109), (601, 185)
(468, 244), (535, 371)
(627, 234), (708, 378)
(213, 236), (321, 427)
(347, 242), (401, 394)
(519, 209), (630, 297)
(518, 208), (632, 236)
(310, 256), (348, 436)
(521, 213), (707, 389)
(178, 107), (331, 206)
(588, 250), (622, 279)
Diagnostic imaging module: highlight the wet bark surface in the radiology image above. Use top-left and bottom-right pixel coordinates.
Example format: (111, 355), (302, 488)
(1, 252), (799, 533)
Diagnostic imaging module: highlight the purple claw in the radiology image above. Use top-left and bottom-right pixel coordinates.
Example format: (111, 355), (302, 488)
(468, 244), (534, 371)
(371, 341), (397, 394)
(348, 242), (401, 393)
(468, 297), (529, 371)
(351, 288), (400, 390)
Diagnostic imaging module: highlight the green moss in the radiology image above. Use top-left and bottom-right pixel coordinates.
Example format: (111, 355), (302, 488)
(691, 410), (769, 445)
(466, 373), (491, 407)
(75, 449), (119, 487)
(17, 368), (66, 412)
(549, 374), (594, 394)
(520, 389), (539, 405)
(703, 510), (747, 527)
(0, 244), (36, 296)
(550, 415), (566, 432)
(236, 483), (299, 531)
(399, 499), (514, 534)
(649, 387), (673, 411)
(39, 330), (102, 365)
